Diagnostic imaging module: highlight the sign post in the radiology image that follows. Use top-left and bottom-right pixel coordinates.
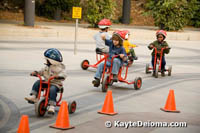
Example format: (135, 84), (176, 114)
(72, 7), (82, 55)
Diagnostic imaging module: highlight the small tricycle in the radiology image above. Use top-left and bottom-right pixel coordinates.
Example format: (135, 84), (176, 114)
(81, 48), (134, 70)
(29, 74), (77, 117)
(100, 55), (142, 92)
(146, 47), (172, 78)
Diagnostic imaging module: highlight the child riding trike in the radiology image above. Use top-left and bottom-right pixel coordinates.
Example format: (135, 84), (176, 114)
(99, 54), (142, 92)
(81, 19), (112, 70)
(146, 47), (172, 78)
(28, 73), (77, 117)
(25, 48), (76, 116)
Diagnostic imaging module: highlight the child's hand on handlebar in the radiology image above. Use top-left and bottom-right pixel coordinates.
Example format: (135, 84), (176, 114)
(30, 71), (39, 76)
(119, 54), (125, 59)
(149, 45), (154, 48)
(119, 54), (127, 61)
(54, 76), (65, 80)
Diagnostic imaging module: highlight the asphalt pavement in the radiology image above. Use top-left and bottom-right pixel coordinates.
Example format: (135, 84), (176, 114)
(0, 22), (200, 133)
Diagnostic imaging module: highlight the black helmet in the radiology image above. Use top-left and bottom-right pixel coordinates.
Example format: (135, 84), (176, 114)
(44, 48), (63, 64)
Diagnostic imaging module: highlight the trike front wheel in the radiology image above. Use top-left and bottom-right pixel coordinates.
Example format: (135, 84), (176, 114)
(102, 74), (109, 92)
(35, 97), (46, 117)
(155, 64), (159, 78)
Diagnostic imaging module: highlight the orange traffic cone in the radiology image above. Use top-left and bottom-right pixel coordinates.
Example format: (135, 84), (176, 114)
(98, 90), (118, 115)
(160, 89), (180, 113)
(17, 115), (30, 133)
(50, 101), (74, 130)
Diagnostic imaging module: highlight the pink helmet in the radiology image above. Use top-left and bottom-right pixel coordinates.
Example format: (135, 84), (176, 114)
(156, 30), (167, 38)
(98, 19), (112, 29)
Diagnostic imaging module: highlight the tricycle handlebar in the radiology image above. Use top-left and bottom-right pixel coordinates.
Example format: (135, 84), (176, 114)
(30, 74), (57, 83)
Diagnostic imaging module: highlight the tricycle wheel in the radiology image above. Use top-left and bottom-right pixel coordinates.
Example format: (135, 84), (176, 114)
(68, 101), (76, 114)
(145, 64), (151, 74)
(134, 77), (142, 90)
(155, 64), (159, 78)
(168, 65), (172, 76)
(102, 74), (110, 92)
(81, 60), (89, 70)
(35, 97), (46, 117)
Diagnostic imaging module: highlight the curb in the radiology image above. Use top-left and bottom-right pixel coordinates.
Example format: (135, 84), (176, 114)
(0, 20), (199, 41)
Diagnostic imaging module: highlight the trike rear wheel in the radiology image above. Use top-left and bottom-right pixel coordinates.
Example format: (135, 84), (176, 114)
(81, 60), (89, 70)
(145, 64), (151, 74)
(68, 100), (77, 114)
(134, 77), (142, 90)
(168, 65), (172, 76)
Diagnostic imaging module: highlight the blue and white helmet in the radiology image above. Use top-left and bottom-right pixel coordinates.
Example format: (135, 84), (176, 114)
(44, 48), (63, 65)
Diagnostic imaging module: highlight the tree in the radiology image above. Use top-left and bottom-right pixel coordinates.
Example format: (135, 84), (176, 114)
(189, 0), (200, 27)
(145, 0), (198, 31)
(36, 0), (80, 19)
(85, 0), (116, 27)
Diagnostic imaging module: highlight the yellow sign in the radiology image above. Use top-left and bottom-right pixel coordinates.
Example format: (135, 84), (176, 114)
(72, 7), (82, 19)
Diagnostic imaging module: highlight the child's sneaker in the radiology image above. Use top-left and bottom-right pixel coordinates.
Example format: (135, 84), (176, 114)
(152, 71), (155, 76)
(161, 71), (165, 77)
(133, 56), (138, 60)
(92, 78), (100, 87)
(48, 105), (55, 115)
(25, 95), (37, 103)
(128, 56), (133, 61)
(113, 74), (118, 82)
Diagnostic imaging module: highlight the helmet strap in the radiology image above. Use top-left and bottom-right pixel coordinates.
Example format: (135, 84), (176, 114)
(101, 27), (108, 31)
(45, 59), (52, 66)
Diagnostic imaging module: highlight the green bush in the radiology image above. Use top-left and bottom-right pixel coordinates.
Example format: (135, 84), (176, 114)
(189, 0), (200, 27)
(84, 0), (116, 27)
(0, 0), (24, 11)
(145, 0), (198, 31)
